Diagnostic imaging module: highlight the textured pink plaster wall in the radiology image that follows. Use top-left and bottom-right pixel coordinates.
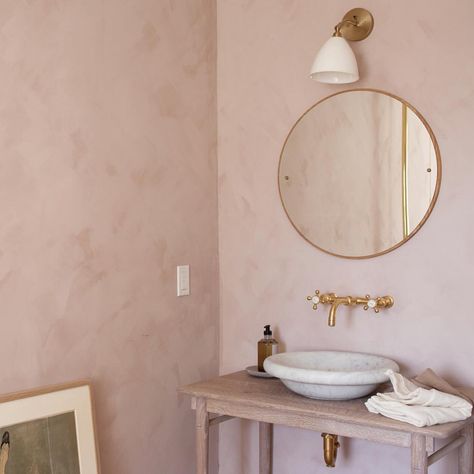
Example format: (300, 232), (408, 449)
(0, 1), (218, 473)
(217, 1), (474, 473)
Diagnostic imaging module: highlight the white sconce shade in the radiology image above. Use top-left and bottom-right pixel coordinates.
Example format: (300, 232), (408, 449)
(310, 37), (359, 84)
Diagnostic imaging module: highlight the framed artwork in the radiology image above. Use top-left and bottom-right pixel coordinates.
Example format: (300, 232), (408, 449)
(0, 380), (100, 474)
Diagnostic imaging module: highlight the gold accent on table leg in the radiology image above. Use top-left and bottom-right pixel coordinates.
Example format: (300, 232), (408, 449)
(402, 103), (409, 239)
(322, 433), (340, 468)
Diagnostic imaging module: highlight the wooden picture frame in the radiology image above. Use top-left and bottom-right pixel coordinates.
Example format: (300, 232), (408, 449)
(0, 380), (100, 474)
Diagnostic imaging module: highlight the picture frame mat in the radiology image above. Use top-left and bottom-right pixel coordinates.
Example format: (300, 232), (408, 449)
(0, 381), (99, 474)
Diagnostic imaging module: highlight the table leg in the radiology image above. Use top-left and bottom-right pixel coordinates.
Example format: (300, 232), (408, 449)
(259, 422), (273, 474)
(460, 424), (474, 474)
(196, 397), (209, 474)
(411, 434), (428, 474)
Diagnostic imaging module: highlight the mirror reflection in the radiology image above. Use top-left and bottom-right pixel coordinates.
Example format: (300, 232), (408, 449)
(279, 90), (441, 258)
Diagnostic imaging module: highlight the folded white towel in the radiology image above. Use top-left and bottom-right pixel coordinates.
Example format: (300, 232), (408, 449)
(365, 370), (473, 427)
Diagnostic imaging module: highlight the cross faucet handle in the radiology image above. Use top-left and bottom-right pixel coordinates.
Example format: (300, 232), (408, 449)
(306, 290), (321, 310)
(363, 294), (379, 312)
(363, 295), (393, 313)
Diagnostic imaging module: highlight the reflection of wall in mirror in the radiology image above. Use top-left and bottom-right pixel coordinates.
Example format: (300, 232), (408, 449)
(280, 91), (405, 256)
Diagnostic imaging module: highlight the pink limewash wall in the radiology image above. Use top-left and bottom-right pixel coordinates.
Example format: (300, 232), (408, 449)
(217, 1), (474, 473)
(0, 1), (218, 473)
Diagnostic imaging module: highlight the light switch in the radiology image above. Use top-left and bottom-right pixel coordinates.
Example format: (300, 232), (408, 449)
(177, 265), (190, 296)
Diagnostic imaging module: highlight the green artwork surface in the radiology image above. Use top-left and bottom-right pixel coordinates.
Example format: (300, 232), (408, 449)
(0, 412), (80, 474)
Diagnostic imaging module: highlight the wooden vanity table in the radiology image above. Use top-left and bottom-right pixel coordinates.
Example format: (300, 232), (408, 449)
(180, 371), (474, 474)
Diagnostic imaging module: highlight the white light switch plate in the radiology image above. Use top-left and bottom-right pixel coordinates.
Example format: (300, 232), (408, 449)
(177, 265), (190, 296)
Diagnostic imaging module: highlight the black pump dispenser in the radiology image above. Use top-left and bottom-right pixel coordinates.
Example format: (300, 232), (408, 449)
(263, 325), (272, 336)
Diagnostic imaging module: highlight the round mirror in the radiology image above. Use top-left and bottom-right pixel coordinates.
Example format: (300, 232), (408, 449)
(279, 89), (441, 258)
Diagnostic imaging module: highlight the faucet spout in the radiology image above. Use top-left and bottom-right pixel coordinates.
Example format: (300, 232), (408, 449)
(328, 297), (352, 327)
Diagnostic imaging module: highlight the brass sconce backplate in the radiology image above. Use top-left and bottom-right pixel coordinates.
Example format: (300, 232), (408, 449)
(339, 8), (374, 41)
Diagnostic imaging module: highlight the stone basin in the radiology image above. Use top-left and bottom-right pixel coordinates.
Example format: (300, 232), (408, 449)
(263, 350), (399, 400)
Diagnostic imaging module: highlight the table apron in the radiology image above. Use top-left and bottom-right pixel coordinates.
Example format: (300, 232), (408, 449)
(206, 398), (415, 448)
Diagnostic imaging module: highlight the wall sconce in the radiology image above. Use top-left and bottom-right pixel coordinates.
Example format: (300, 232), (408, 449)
(310, 8), (374, 84)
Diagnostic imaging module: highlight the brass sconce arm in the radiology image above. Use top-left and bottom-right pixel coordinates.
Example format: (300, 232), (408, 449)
(333, 19), (358, 37)
(306, 291), (394, 327)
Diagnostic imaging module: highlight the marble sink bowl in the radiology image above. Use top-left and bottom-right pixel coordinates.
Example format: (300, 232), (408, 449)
(263, 351), (399, 401)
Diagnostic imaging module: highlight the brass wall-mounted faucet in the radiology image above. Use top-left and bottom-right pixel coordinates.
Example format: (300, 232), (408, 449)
(306, 290), (394, 327)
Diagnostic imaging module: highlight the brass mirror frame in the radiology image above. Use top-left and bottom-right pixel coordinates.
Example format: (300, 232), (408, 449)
(278, 88), (442, 259)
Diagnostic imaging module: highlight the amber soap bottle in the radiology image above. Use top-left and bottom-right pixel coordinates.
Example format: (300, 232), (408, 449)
(258, 325), (278, 372)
